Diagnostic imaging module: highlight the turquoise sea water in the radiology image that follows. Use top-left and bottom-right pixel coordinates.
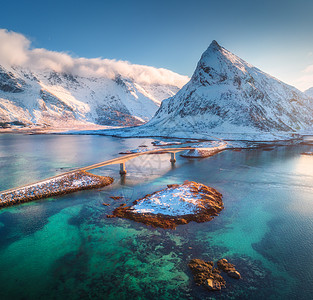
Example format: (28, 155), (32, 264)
(0, 134), (312, 299)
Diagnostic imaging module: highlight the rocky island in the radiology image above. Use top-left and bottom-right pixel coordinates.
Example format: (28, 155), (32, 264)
(111, 181), (224, 229)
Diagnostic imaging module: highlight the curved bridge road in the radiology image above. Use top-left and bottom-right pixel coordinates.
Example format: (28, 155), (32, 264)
(0, 139), (227, 196)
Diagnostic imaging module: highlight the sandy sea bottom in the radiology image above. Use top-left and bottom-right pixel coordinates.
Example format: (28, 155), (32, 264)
(0, 134), (312, 299)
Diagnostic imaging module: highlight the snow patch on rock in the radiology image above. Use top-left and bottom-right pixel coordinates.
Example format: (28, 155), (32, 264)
(132, 185), (202, 216)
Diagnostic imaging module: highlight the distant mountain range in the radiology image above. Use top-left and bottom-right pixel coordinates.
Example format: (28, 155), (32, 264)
(0, 64), (187, 128)
(109, 40), (313, 140)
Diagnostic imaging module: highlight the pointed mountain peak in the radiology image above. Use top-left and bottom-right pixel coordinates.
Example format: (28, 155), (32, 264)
(192, 40), (228, 81)
(193, 40), (255, 82)
(209, 40), (221, 51)
(199, 40), (224, 62)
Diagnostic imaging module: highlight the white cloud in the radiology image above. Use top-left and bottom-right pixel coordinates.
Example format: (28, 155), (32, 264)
(296, 63), (313, 91)
(0, 29), (30, 66)
(0, 29), (189, 87)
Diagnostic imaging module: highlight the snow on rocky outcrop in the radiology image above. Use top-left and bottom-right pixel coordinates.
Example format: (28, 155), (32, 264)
(111, 40), (313, 140)
(111, 181), (224, 229)
(0, 65), (187, 128)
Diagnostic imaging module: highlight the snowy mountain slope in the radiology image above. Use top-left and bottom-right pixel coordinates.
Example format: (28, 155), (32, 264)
(304, 87), (313, 98)
(104, 40), (312, 140)
(0, 65), (184, 128)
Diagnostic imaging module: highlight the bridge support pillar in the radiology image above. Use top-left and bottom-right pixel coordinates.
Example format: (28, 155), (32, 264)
(170, 152), (176, 163)
(120, 163), (127, 175)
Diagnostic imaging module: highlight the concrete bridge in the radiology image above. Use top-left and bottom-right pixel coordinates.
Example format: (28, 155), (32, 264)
(0, 147), (193, 196)
(80, 134), (227, 176)
(0, 142), (226, 197)
(81, 147), (196, 175)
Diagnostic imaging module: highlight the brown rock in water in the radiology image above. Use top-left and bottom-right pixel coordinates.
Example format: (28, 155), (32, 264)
(212, 268), (221, 274)
(228, 270), (241, 279)
(188, 259), (226, 291)
(110, 196), (124, 200)
(217, 259), (233, 272)
(102, 203), (110, 206)
(106, 214), (115, 218)
(167, 184), (180, 189)
(189, 258), (241, 293)
(205, 276), (224, 291)
(112, 181), (223, 229)
(189, 259), (213, 276)
(217, 258), (241, 279)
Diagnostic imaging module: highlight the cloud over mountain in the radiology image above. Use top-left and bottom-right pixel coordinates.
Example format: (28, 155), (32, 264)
(0, 29), (189, 87)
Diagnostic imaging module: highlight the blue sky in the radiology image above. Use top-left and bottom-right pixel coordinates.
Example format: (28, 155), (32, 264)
(1, 0), (313, 90)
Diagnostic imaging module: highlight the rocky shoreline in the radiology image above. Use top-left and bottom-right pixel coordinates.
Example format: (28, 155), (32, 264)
(0, 171), (113, 208)
(110, 181), (224, 229)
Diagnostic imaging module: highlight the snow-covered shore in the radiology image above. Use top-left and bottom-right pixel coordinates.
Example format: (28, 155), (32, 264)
(0, 171), (113, 208)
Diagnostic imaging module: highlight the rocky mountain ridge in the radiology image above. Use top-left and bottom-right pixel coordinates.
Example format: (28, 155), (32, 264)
(0, 64), (186, 128)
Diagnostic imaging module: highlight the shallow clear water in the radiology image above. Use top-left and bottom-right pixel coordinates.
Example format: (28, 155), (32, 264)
(0, 134), (312, 299)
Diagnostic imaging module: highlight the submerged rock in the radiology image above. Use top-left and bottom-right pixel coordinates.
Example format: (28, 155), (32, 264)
(189, 258), (241, 292)
(188, 259), (226, 291)
(111, 181), (224, 229)
(217, 258), (242, 279)
(110, 196), (124, 200)
(228, 270), (241, 279)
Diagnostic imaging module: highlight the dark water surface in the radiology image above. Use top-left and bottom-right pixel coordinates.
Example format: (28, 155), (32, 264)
(0, 134), (312, 299)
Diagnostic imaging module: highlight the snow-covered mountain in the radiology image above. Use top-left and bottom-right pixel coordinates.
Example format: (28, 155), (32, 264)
(304, 87), (313, 98)
(0, 64), (187, 128)
(114, 40), (313, 140)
